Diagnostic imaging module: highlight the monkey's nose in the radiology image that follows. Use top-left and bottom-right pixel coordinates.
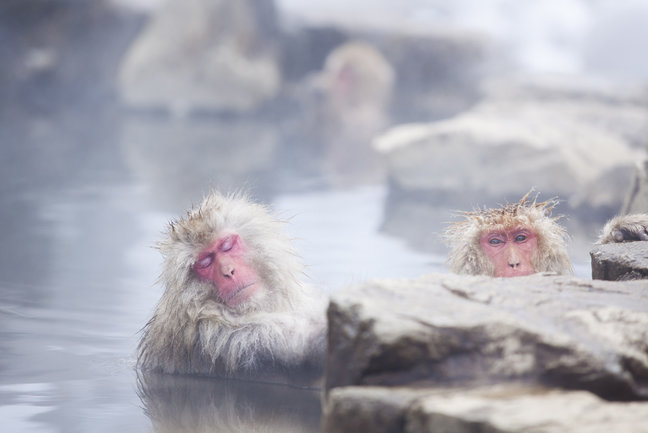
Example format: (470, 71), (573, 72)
(507, 248), (521, 268)
(221, 265), (235, 278)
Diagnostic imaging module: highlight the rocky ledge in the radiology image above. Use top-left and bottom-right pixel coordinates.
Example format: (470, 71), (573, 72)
(591, 241), (648, 281)
(323, 273), (648, 433)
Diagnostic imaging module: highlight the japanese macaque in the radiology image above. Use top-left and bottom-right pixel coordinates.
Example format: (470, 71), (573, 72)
(304, 41), (395, 183)
(597, 214), (648, 243)
(137, 191), (326, 381)
(318, 41), (394, 128)
(300, 40), (395, 145)
(444, 193), (572, 277)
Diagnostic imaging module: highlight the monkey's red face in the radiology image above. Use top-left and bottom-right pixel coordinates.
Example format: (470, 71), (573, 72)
(479, 227), (538, 277)
(193, 234), (262, 307)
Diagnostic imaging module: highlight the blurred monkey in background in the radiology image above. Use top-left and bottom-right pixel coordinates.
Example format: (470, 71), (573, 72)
(304, 41), (396, 182)
(315, 40), (395, 135)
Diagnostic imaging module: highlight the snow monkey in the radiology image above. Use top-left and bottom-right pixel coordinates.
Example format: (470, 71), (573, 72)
(445, 191), (648, 277)
(305, 40), (395, 143)
(137, 191), (326, 380)
(320, 41), (394, 122)
(444, 192), (573, 277)
(597, 214), (648, 243)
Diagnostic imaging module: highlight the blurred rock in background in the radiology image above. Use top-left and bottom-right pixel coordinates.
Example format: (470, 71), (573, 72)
(375, 76), (648, 254)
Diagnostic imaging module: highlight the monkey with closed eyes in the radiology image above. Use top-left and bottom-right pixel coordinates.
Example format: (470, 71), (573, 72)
(137, 191), (326, 382)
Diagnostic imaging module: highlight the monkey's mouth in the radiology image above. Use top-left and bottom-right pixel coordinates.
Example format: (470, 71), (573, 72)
(223, 282), (256, 304)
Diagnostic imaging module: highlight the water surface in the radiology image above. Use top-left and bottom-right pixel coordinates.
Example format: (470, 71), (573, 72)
(0, 111), (443, 432)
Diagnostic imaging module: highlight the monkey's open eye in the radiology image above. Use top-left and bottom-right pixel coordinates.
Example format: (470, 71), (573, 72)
(489, 238), (503, 245)
(514, 234), (527, 242)
(195, 254), (214, 269)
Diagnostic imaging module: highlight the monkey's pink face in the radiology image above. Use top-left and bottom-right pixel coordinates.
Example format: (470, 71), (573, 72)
(193, 233), (262, 307)
(479, 227), (538, 277)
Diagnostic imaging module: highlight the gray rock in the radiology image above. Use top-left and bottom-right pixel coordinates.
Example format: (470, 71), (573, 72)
(118, 0), (280, 115)
(323, 386), (428, 433)
(323, 385), (648, 433)
(326, 273), (648, 401)
(591, 241), (648, 280)
(406, 386), (648, 433)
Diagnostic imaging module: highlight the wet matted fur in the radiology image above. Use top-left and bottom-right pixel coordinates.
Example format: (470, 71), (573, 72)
(137, 191), (326, 378)
(444, 192), (573, 276)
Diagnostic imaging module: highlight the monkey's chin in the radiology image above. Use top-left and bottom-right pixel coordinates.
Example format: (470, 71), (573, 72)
(222, 282), (259, 307)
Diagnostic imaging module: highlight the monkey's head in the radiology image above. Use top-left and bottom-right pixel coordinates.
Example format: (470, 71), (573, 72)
(158, 191), (304, 313)
(323, 41), (394, 110)
(444, 193), (572, 277)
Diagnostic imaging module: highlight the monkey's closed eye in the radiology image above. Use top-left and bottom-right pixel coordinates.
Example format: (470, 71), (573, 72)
(195, 254), (214, 269)
(219, 235), (237, 252)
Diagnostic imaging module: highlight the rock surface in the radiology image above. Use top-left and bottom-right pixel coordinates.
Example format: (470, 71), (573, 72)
(326, 273), (648, 400)
(324, 273), (648, 432)
(118, 0), (280, 115)
(407, 387), (648, 433)
(323, 386), (427, 433)
(591, 241), (648, 280)
(324, 385), (648, 433)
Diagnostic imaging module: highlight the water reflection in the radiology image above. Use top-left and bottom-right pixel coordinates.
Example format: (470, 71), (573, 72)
(138, 372), (322, 433)
(120, 115), (282, 210)
(1, 0), (635, 431)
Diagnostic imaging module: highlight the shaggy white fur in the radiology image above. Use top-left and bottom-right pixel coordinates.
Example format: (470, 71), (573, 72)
(137, 191), (326, 377)
(597, 214), (648, 244)
(444, 192), (573, 276)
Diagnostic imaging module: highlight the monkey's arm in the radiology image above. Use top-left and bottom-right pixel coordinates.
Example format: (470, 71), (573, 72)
(598, 214), (648, 243)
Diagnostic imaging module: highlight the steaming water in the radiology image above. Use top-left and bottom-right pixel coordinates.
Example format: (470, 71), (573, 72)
(0, 100), (599, 432)
(0, 112), (446, 433)
(2, 0), (639, 429)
